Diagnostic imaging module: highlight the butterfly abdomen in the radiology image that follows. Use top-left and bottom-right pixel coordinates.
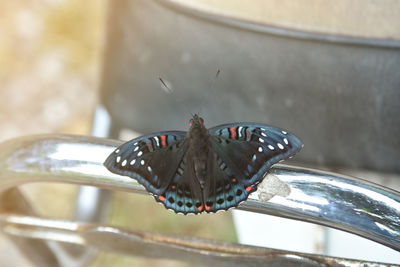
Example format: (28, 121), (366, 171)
(187, 116), (212, 192)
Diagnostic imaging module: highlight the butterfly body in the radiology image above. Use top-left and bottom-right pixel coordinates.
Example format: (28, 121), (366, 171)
(186, 115), (212, 194)
(104, 115), (303, 214)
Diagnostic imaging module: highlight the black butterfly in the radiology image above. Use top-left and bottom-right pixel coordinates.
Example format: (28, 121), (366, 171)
(104, 115), (303, 214)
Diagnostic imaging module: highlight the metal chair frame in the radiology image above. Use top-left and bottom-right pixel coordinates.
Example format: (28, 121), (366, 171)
(0, 124), (398, 266)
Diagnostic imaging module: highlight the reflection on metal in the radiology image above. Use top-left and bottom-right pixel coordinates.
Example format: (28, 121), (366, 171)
(244, 166), (400, 251)
(72, 106), (113, 266)
(0, 134), (399, 266)
(0, 213), (390, 267)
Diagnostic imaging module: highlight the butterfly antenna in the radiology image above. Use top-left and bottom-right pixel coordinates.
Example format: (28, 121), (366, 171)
(216, 68), (221, 77)
(158, 76), (173, 94)
(210, 68), (221, 93)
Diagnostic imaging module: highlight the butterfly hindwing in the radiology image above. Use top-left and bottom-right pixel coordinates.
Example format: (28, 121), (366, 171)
(155, 153), (204, 214)
(155, 149), (214, 214)
(209, 123), (303, 187)
(202, 152), (255, 213)
(104, 131), (187, 195)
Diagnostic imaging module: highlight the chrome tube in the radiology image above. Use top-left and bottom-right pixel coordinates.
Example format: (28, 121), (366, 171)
(0, 134), (399, 252)
(0, 213), (388, 266)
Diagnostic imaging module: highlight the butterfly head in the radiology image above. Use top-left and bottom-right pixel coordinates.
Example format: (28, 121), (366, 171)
(189, 114), (205, 128)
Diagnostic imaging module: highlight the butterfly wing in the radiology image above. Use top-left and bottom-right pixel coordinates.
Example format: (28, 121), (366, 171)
(104, 123), (303, 215)
(157, 152), (206, 214)
(199, 151), (251, 212)
(104, 131), (205, 214)
(204, 123), (303, 212)
(104, 131), (187, 196)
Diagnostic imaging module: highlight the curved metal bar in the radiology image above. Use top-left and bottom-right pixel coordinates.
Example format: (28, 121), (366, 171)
(0, 213), (388, 267)
(0, 134), (399, 252)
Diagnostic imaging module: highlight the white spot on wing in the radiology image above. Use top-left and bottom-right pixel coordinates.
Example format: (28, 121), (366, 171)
(261, 132), (267, 137)
(137, 151), (143, 157)
(134, 146), (139, 152)
(268, 145), (275, 150)
(282, 130), (287, 135)
(154, 136), (160, 146)
(252, 154), (257, 161)
(238, 126), (243, 137)
(147, 166), (152, 172)
(130, 159), (136, 165)
(134, 142), (138, 145)
(259, 138), (264, 143)
(283, 138), (289, 145)
(277, 143), (284, 150)
(116, 156), (121, 163)
(141, 160), (145, 165)
(258, 147), (263, 152)
(115, 149), (120, 154)
(121, 159), (127, 166)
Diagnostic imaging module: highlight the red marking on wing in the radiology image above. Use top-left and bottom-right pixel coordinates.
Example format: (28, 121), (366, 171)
(161, 135), (166, 147)
(189, 122), (193, 127)
(229, 126), (236, 139)
(158, 195), (165, 201)
(197, 205), (203, 212)
(147, 143), (152, 150)
(245, 186), (253, 192)
(205, 205), (210, 211)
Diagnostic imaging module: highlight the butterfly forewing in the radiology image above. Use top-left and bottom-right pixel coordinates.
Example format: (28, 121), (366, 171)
(104, 131), (187, 195)
(209, 123), (303, 186)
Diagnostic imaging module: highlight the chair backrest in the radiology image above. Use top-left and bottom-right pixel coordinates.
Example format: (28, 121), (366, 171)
(99, 0), (400, 173)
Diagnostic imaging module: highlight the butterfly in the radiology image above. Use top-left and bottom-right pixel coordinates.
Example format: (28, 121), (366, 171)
(104, 115), (303, 214)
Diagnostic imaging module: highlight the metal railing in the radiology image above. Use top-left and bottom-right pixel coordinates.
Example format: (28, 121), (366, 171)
(0, 134), (398, 266)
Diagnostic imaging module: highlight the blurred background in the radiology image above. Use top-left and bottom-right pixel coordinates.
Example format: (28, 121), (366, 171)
(1, 0), (399, 266)
(0, 1), (235, 266)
